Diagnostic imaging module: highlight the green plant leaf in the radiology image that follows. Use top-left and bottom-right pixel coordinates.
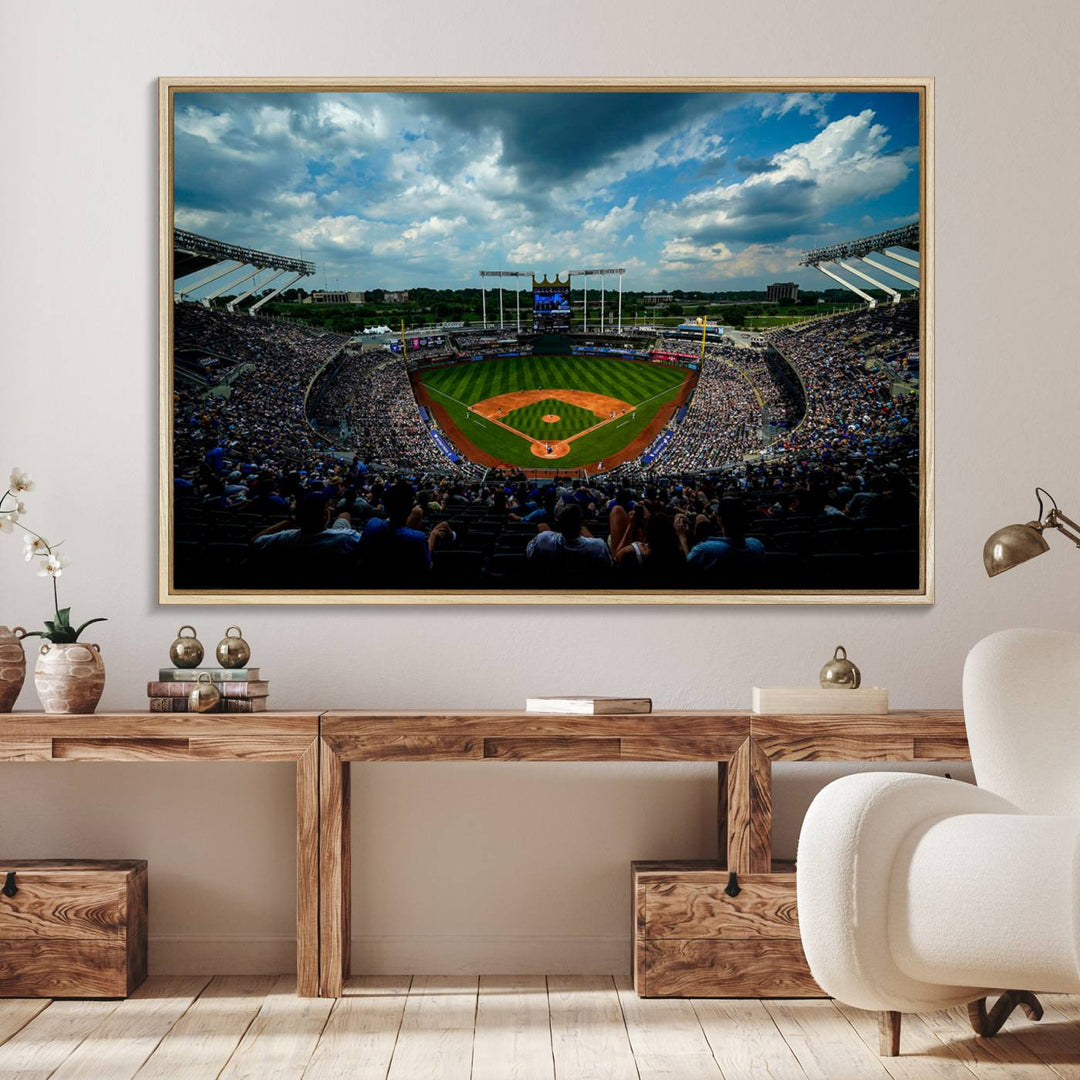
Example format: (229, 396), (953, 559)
(73, 617), (107, 641)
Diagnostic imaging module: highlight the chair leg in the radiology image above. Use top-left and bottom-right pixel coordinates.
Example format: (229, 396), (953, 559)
(968, 991), (1044, 1038)
(879, 1010), (902, 1056)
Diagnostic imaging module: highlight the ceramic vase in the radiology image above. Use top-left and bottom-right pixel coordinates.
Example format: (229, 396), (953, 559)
(34, 642), (106, 714)
(0, 626), (27, 712)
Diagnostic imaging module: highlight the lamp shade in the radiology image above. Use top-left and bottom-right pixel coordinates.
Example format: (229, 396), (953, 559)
(983, 522), (1050, 577)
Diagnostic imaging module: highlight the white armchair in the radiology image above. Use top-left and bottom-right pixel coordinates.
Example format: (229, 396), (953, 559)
(797, 628), (1080, 1055)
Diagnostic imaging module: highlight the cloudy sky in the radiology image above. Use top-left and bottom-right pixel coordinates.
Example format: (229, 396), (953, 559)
(174, 89), (920, 292)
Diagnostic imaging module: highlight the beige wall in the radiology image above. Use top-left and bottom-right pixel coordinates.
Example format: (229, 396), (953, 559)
(2, 0), (1079, 974)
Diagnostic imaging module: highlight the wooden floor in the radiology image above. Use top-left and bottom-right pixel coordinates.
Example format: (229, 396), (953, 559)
(2, 975), (1079, 1080)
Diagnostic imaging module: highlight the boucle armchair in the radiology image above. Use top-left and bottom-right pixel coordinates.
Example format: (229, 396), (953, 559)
(797, 628), (1080, 1055)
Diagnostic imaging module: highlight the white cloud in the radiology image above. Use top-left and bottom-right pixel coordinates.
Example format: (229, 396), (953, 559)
(175, 106), (232, 144)
(644, 110), (914, 244)
(760, 92), (835, 127)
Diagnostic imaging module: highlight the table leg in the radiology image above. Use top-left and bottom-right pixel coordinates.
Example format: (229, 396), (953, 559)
(726, 738), (772, 874)
(296, 738), (320, 997)
(319, 738), (351, 997)
(717, 760), (728, 869)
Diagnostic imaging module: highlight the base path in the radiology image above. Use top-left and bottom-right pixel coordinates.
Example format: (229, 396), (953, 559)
(411, 365), (698, 475)
(471, 388), (632, 421)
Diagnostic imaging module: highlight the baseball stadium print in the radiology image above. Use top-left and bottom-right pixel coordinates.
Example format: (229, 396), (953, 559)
(160, 79), (933, 604)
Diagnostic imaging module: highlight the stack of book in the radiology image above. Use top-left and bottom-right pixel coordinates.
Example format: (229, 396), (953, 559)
(147, 668), (269, 713)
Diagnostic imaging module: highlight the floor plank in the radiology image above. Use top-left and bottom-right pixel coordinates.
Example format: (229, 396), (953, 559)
(614, 974), (721, 1079)
(0, 998), (121, 1080)
(918, 1004), (1055, 1079)
(471, 975), (553, 1080)
(693, 998), (806, 1080)
(303, 976), (411, 1080)
(47, 976), (210, 1080)
(0, 1001), (50, 1049)
(547, 975), (638, 1080)
(1011, 997), (1080, 1080)
(386, 975), (478, 1080)
(133, 974), (278, 1080)
(218, 974), (334, 1080)
(833, 1002), (978, 1079)
(765, 998), (892, 1080)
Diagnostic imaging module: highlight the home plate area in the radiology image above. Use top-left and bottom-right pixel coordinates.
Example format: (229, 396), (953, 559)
(469, 389), (634, 460)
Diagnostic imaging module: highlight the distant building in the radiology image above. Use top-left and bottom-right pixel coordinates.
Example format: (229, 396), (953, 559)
(766, 282), (799, 302)
(306, 290), (365, 304)
(382, 290), (410, 303)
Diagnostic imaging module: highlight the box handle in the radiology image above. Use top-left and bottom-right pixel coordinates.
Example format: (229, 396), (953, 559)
(724, 871), (741, 898)
(2, 871), (16, 898)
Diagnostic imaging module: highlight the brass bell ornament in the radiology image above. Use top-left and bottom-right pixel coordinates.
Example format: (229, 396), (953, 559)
(820, 645), (861, 689)
(188, 672), (221, 713)
(169, 625), (204, 669)
(215, 626), (251, 669)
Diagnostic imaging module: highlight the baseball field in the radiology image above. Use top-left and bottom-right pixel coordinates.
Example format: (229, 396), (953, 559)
(413, 354), (690, 470)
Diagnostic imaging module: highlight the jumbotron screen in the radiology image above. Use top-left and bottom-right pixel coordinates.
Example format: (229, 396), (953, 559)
(533, 276), (572, 333)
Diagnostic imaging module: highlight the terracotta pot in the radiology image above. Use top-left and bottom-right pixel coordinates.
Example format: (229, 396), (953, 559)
(34, 642), (106, 714)
(0, 626), (27, 713)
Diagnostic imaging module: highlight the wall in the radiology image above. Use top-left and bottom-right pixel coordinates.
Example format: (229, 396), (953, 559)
(2, 0), (1079, 974)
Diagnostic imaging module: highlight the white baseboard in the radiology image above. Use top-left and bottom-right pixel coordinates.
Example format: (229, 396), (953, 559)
(149, 935), (630, 975)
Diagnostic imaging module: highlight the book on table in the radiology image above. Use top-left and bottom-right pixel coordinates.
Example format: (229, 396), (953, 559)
(158, 668), (261, 681)
(524, 696), (652, 715)
(147, 696), (268, 713)
(147, 680), (269, 699)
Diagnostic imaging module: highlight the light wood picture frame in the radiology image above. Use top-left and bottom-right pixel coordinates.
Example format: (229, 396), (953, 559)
(159, 77), (933, 605)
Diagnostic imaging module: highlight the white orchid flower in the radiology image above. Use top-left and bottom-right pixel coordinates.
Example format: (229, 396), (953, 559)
(38, 553), (70, 578)
(23, 534), (49, 560)
(8, 469), (33, 493)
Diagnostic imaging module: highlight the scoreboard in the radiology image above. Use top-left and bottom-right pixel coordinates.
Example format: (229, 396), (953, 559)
(533, 274), (572, 333)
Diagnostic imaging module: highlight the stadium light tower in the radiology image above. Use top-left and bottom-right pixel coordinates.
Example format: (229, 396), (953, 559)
(480, 271), (534, 331)
(565, 268), (626, 333)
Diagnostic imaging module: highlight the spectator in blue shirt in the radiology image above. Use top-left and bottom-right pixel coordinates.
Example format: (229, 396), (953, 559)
(684, 498), (765, 587)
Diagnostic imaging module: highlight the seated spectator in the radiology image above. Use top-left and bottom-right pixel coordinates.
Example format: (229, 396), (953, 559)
(250, 493), (362, 587)
(526, 503), (612, 587)
(361, 480), (452, 587)
(684, 498), (765, 587)
(611, 507), (686, 588)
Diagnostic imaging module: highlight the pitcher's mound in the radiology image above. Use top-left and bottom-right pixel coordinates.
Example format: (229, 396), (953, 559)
(531, 440), (570, 459)
(541, 414), (561, 423)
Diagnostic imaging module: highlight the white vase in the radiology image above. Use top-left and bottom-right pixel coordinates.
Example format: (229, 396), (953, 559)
(34, 642), (106, 714)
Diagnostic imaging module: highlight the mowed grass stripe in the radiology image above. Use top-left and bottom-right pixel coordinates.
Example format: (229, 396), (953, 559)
(503, 398), (598, 441)
(419, 355), (686, 468)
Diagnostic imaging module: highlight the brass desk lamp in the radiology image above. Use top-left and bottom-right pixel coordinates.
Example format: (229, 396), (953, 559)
(984, 488), (1080, 577)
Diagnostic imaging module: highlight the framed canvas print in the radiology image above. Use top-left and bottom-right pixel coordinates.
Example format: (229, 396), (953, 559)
(159, 77), (933, 604)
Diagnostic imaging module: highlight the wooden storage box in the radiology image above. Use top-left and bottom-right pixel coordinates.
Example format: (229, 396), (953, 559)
(632, 860), (822, 998)
(0, 859), (148, 998)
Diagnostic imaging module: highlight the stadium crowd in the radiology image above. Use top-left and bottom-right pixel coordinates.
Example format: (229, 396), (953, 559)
(172, 303), (920, 591)
(308, 348), (454, 471)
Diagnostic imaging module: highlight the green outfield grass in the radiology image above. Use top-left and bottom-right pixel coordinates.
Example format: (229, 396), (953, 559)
(418, 354), (686, 469)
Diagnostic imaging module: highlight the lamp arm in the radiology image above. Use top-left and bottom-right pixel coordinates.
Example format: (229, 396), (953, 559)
(1047, 509), (1080, 548)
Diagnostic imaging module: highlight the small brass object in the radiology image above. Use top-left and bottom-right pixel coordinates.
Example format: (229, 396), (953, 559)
(215, 626), (251, 669)
(820, 645), (861, 689)
(188, 672), (221, 713)
(169, 625), (204, 669)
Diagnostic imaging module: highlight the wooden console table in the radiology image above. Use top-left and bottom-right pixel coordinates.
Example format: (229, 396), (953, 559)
(0, 712), (321, 997)
(318, 708), (969, 998)
(2, 708), (971, 999)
